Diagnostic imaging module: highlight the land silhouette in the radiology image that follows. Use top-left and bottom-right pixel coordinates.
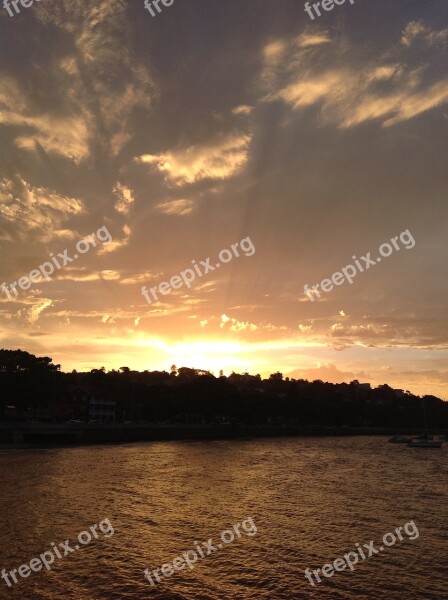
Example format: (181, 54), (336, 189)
(1, 350), (446, 435)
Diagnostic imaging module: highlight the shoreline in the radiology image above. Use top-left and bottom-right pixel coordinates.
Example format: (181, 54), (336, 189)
(0, 422), (444, 447)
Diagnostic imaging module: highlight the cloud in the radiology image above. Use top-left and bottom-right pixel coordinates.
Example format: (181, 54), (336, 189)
(27, 298), (52, 324)
(287, 362), (369, 384)
(0, 177), (85, 242)
(220, 313), (258, 332)
(135, 132), (252, 185)
(120, 271), (162, 285)
(327, 318), (448, 350)
(348, 78), (448, 128)
(263, 24), (448, 128)
(113, 182), (134, 215)
(97, 224), (131, 254)
(101, 314), (115, 324)
(67, 0), (156, 158)
(285, 313), (448, 352)
(401, 21), (448, 48)
(232, 105), (254, 115)
(296, 32), (331, 48)
(0, 74), (91, 163)
(9, 0), (158, 162)
(263, 40), (286, 62)
(154, 198), (195, 216)
(401, 21), (428, 47)
(54, 268), (120, 282)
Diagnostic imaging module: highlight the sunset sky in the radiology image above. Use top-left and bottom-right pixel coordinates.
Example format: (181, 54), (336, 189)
(0, 0), (447, 398)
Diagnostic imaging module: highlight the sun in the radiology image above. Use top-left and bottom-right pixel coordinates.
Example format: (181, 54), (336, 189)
(168, 340), (250, 375)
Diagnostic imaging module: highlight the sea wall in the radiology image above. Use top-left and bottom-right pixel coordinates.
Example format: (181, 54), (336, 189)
(0, 422), (431, 446)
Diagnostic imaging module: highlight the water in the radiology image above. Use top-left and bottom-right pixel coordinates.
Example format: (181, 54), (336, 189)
(0, 437), (446, 599)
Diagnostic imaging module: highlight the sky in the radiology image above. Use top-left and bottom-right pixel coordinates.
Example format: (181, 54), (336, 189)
(0, 0), (447, 399)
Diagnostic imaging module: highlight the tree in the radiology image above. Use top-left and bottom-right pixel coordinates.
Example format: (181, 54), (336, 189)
(90, 367), (106, 375)
(269, 372), (283, 381)
(0, 349), (60, 373)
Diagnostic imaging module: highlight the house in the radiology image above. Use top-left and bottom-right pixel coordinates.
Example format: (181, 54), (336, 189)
(89, 397), (115, 423)
(59, 386), (115, 423)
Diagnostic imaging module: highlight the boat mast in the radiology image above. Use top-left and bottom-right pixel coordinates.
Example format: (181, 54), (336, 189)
(422, 398), (428, 433)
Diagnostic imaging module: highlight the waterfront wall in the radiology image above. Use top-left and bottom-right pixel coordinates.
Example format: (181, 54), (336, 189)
(0, 422), (433, 446)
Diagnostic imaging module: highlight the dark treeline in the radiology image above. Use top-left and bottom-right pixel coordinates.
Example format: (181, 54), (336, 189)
(1, 349), (447, 430)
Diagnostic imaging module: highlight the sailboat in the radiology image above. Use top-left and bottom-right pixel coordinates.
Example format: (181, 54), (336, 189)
(408, 434), (443, 448)
(388, 435), (411, 444)
(407, 399), (443, 448)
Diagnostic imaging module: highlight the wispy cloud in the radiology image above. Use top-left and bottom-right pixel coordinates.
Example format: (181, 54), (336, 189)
(27, 298), (52, 324)
(154, 199), (195, 216)
(97, 224), (131, 254)
(135, 132), (252, 185)
(0, 177), (85, 242)
(120, 271), (162, 285)
(26, 0), (157, 161)
(220, 313), (258, 332)
(55, 268), (120, 282)
(0, 73), (91, 163)
(296, 31), (331, 48)
(232, 105), (254, 116)
(263, 23), (448, 128)
(113, 182), (134, 215)
(401, 21), (448, 47)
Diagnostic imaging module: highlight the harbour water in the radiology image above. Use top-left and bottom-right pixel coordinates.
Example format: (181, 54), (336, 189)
(0, 437), (446, 599)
